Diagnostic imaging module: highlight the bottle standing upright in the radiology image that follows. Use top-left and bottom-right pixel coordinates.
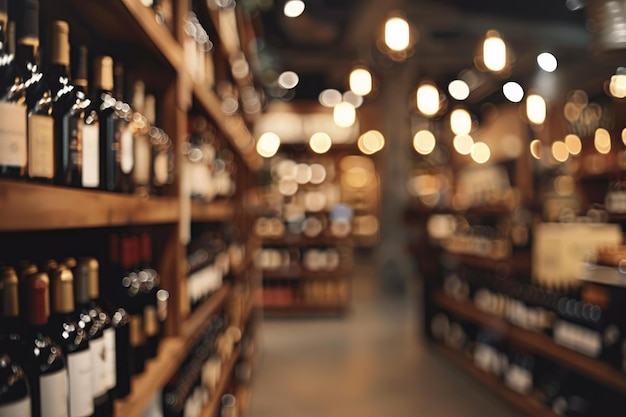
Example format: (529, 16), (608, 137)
(24, 272), (69, 417)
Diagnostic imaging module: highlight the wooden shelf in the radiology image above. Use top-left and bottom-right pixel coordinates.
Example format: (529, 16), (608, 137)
(262, 266), (351, 280)
(182, 284), (231, 342)
(192, 200), (236, 222)
(433, 344), (558, 417)
(262, 303), (347, 315)
(433, 291), (626, 393)
(113, 338), (187, 417)
(260, 233), (353, 247)
(449, 252), (531, 274)
(200, 348), (241, 417)
(0, 180), (179, 231)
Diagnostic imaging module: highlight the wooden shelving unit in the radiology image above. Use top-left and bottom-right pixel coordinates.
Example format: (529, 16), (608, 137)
(0, 180), (179, 231)
(181, 284), (232, 342)
(200, 348), (242, 417)
(432, 291), (626, 394)
(260, 234), (353, 247)
(261, 266), (351, 281)
(191, 199), (236, 222)
(433, 344), (558, 417)
(263, 304), (347, 315)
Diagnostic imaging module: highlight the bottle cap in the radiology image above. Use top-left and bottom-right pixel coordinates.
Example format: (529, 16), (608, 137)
(0, 266), (19, 318)
(27, 272), (50, 326)
(17, 0), (39, 45)
(73, 45), (89, 88)
(0, 0), (8, 22)
(50, 20), (69, 66)
(93, 55), (114, 91)
(51, 267), (75, 314)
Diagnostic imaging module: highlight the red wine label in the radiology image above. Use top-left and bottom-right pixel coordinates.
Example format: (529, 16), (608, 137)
(0, 396), (31, 416)
(103, 328), (117, 390)
(67, 349), (94, 417)
(40, 368), (69, 417)
(81, 123), (100, 188)
(0, 102), (27, 167)
(28, 114), (54, 178)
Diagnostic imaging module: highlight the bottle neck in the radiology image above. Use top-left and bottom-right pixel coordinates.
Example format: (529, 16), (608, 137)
(15, 42), (37, 72)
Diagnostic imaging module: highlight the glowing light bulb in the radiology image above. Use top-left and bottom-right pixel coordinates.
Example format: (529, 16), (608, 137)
(385, 17), (410, 51)
(416, 83), (439, 117)
(413, 130), (436, 155)
(333, 102), (356, 128)
(309, 132), (332, 154)
(483, 30), (506, 72)
(526, 94), (546, 125)
(450, 108), (472, 135)
(349, 68), (372, 96)
(256, 132), (280, 158)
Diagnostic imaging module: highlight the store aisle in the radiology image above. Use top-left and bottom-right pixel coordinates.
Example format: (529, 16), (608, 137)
(249, 258), (520, 417)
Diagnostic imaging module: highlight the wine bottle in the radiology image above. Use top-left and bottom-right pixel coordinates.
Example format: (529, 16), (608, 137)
(48, 266), (94, 417)
(0, 266), (24, 361)
(0, 353), (31, 417)
(21, 0), (54, 182)
(114, 63), (134, 192)
(0, 2), (33, 179)
(131, 80), (152, 197)
(103, 234), (132, 399)
(139, 232), (160, 359)
(74, 258), (113, 417)
(94, 56), (133, 192)
(25, 272), (69, 417)
(150, 108), (174, 195)
(124, 236), (146, 374)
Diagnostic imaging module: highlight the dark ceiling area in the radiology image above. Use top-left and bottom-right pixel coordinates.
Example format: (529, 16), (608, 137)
(253, 0), (619, 105)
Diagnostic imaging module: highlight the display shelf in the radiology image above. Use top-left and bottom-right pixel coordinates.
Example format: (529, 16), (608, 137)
(433, 344), (558, 417)
(181, 284), (231, 342)
(262, 304), (347, 315)
(113, 338), (186, 417)
(262, 266), (351, 280)
(0, 180), (179, 231)
(260, 233), (353, 247)
(432, 291), (626, 393)
(200, 348), (242, 417)
(191, 199), (236, 222)
(447, 252), (531, 275)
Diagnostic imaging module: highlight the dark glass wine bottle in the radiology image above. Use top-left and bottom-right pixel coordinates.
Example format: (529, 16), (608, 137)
(25, 272), (69, 417)
(95, 57), (133, 192)
(48, 266), (94, 417)
(0, 266), (24, 362)
(0, 353), (31, 416)
(103, 233), (132, 399)
(74, 258), (113, 417)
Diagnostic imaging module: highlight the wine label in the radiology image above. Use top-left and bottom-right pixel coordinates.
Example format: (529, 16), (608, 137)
(40, 368), (69, 417)
(120, 129), (134, 174)
(67, 349), (94, 417)
(65, 116), (82, 172)
(81, 124), (99, 188)
(90, 336), (108, 397)
(0, 396), (31, 417)
(133, 134), (151, 184)
(154, 152), (168, 185)
(103, 327), (117, 390)
(0, 102), (27, 167)
(28, 114), (55, 178)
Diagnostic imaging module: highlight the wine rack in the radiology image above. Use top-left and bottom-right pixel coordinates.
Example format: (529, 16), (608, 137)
(0, 1), (261, 416)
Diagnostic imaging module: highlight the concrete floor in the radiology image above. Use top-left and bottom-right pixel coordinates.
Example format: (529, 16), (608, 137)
(249, 259), (520, 417)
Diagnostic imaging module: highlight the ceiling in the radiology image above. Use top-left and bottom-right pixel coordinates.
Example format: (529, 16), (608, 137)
(253, 0), (623, 108)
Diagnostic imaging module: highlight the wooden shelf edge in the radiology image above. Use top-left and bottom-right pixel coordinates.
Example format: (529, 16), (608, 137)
(182, 284), (231, 343)
(200, 348), (242, 417)
(0, 180), (179, 231)
(113, 338), (187, 417)
(432, 291), (626, 393)
(262, 304), (347, 315)
(262, 268), (351, 280)
(191, 199), (236, 222)
(119, 0), (184, 69)
(433, 343), (558, 417)
(260, 235), (354, 247)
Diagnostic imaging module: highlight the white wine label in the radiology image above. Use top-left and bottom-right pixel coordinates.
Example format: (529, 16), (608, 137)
(90, 337), (108, 397)
(133, 134), (151, 184)
(81, 124), (99, 188)
(0, 396), (31, 417)
(67, 349), (94, 417)
(120, 129), (134, 174)
(103, 328), (117, 390)
(40, 368), (69, 417)
(0, 102), (27, 167)
(28, 114), (55, 178)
